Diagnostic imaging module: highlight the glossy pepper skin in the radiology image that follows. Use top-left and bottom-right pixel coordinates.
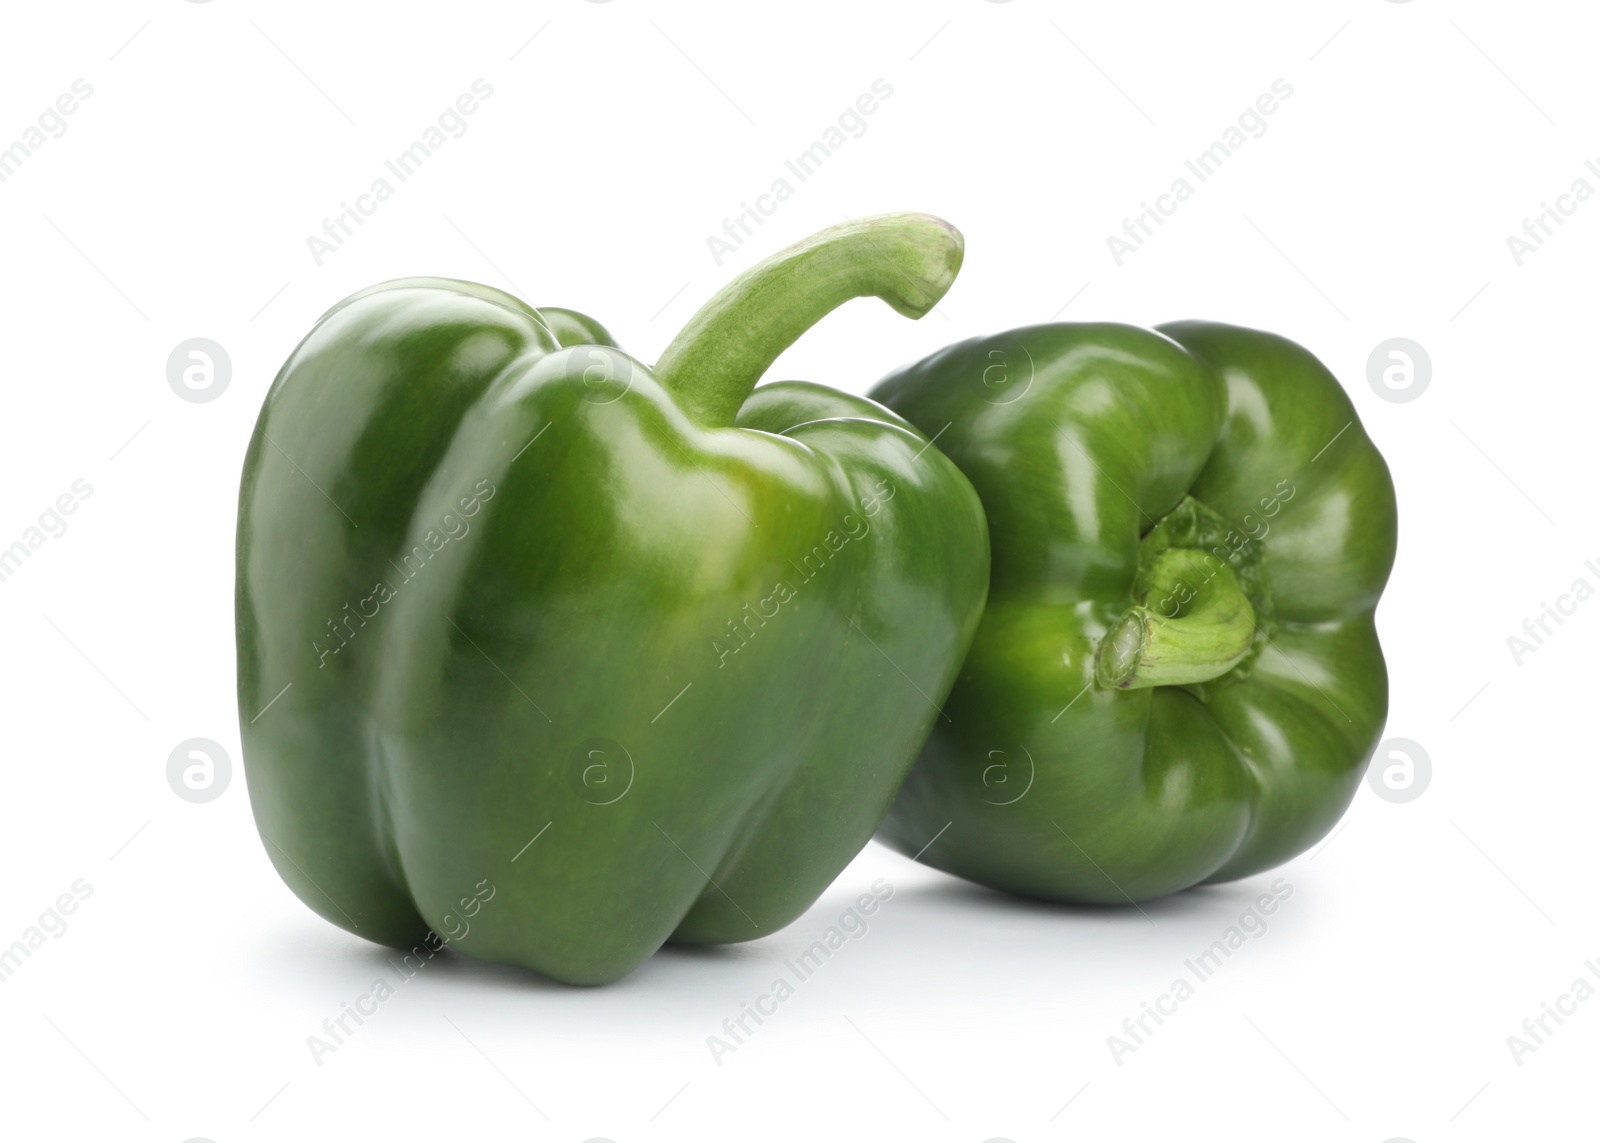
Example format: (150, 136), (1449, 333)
(236, 215), (988, 984)
(870, 321), (1396, 903)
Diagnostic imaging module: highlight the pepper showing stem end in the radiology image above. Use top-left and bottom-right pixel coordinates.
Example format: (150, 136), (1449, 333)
(656, 213), (964, 427)
(1095, 548), (1256, 690)
(872, 318), (1395, 903)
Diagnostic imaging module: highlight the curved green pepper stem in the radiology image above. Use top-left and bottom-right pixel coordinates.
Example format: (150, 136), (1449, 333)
(656, 213), (964, 427)
(1095, 548), (1257, 690)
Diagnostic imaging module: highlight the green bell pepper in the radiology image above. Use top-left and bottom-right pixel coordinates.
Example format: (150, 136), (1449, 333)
(870, 321), (1396, 903)
(236, 214), (988, 984)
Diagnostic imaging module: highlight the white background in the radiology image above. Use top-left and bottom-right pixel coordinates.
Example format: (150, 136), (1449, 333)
(0, 1), (1594, 1140)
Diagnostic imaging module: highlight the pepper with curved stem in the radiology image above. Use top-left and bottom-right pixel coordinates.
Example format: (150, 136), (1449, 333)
(236, 213), (988, 984)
